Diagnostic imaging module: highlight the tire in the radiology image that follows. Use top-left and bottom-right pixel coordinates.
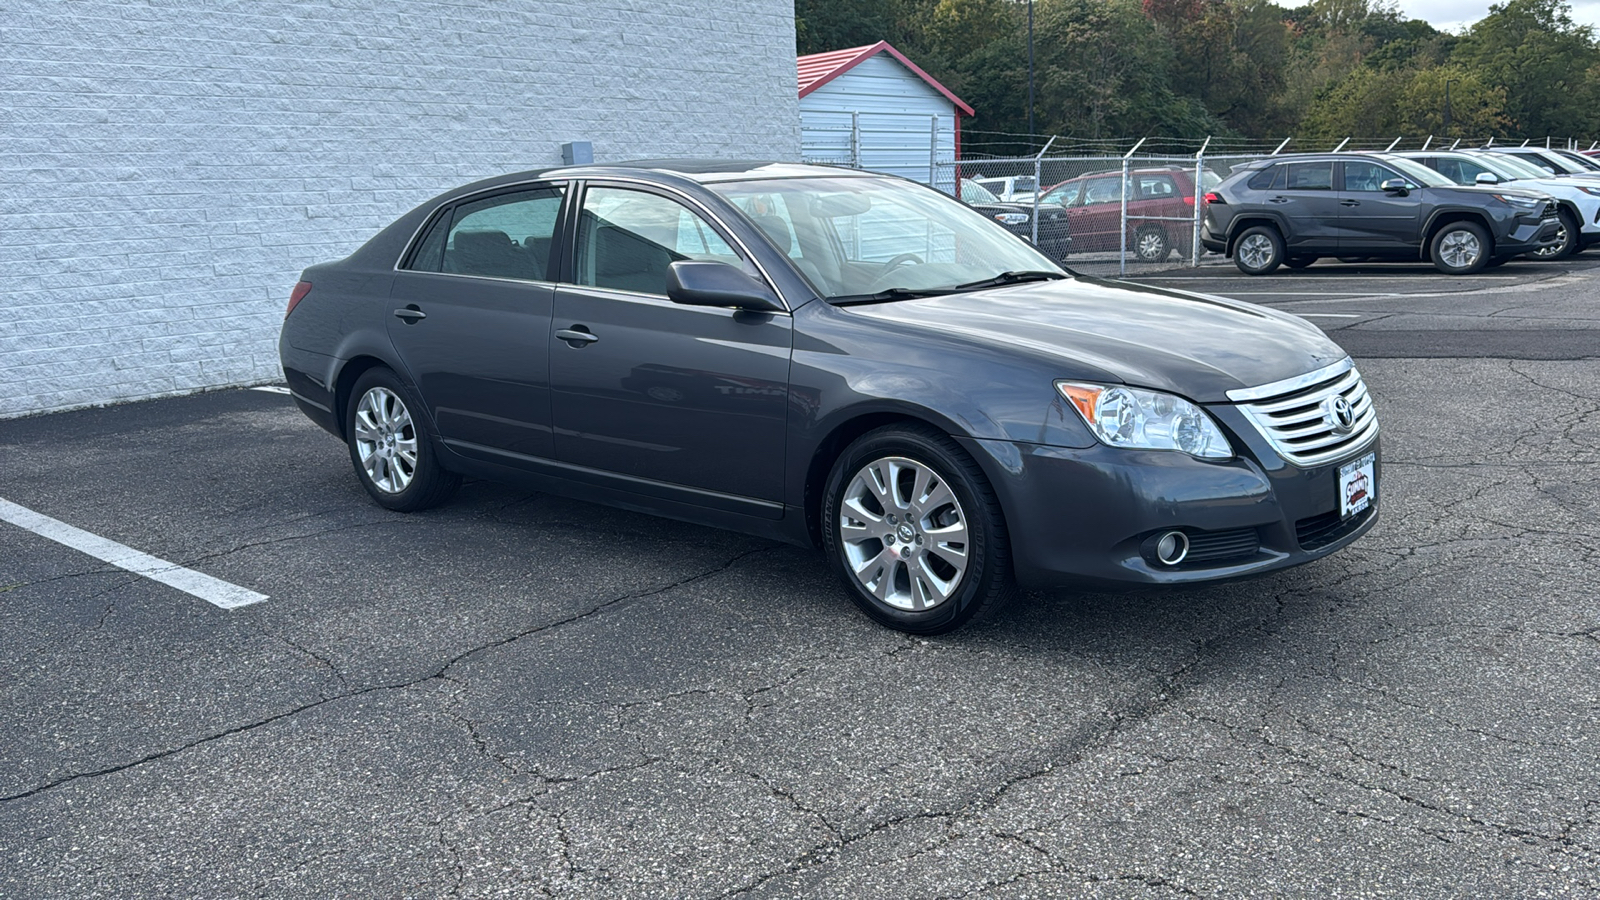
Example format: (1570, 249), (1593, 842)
(1283, 256), (1319, 269)
(1525, 209), (1578, 260)
(1133, 227), (1170, 262)
(345, 368), (460, 512)
(821, 424), (1014, 634)
(1429, 220), (1491, 275)
(1233, 226), (1284, 275)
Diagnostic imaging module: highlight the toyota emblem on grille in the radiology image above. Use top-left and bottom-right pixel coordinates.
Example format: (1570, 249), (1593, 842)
(1326, 395), (1356, 434)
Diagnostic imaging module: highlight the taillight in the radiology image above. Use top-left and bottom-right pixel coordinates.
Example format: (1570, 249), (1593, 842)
(1183, 194), (1196, 205)
(1203, 192), (1225, 205)
(286, 281), (312, 318)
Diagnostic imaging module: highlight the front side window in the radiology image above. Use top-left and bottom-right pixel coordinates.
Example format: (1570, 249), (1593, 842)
(1041, 182), (1081, 206)
(413, 186), (565, 281)
(576, 187), (751, 295)
(1342, 162), (1403, 192)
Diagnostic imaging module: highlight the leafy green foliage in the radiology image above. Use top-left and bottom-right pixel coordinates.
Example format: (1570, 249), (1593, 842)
(793, 0), (1600, 145)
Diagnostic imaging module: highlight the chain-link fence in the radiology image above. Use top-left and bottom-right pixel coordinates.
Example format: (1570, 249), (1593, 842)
(938, 147), (1274, 277)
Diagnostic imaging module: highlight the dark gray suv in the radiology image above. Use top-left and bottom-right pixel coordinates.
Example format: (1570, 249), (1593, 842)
(1202, 152), (1561, 275)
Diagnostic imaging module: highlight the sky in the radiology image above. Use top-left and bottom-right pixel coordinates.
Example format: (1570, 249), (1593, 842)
(1394, 0), (1600, 32)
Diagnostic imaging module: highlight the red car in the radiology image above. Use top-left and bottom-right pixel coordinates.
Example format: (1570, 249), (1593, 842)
(1037, 166), (1219, 262)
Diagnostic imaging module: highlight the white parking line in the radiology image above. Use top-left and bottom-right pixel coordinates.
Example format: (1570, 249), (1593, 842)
(1298, 313), (1364, 318)
(251, 385), (291, 394)
(0, 498), (268, 609)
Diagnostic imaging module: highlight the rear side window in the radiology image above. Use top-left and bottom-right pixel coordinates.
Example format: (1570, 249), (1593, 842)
(1136, 175), (1178, 199)
(1285, 162), (1334, 190)
(441, 187), (566, 281)
(1246, 166), (1282, 190)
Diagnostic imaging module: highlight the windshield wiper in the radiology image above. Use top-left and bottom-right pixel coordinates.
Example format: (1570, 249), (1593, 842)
(830, 287), (961, 306)
(953, 270), (1068, 290)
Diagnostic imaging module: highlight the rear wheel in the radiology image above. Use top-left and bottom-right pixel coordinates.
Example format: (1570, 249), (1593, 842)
(822, 425), (1014, 634)
(1133, 226), (1170, 262)
(346, 368), (460, 512)
(1234, 226), (1284, 275)
(1430, 221), (1491, 275)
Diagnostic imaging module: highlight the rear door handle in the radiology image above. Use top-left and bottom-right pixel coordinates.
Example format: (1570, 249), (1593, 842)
(393, 306), (426, 322)
(1268, 196), (1291, 204)
(556, 327), (599, 347)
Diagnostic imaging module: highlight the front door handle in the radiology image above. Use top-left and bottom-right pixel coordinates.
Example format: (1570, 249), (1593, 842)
(556, 326), (599, 347)
(393, 306), (426, 322)
(1340, 199), (1360, 207)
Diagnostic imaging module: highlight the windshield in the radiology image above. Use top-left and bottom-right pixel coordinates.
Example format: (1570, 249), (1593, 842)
(1555, 150), (1600, 171)
(711, 176), (1063, 301)
(1385, 156), (1454, 188)
(960, 179), (1000, 203)
(1479, 153), (1547, 180)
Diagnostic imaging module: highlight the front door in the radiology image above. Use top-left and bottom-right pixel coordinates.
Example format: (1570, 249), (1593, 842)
(1337, 160), (1422, 253)
(548, 184), (792, 512)
(387, 184), (566, 461)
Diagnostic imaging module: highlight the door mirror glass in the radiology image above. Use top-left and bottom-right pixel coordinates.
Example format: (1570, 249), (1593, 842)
(666, 261), (784, 313)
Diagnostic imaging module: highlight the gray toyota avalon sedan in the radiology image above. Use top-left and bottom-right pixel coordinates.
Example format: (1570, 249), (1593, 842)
(278, 161), (1379, 634)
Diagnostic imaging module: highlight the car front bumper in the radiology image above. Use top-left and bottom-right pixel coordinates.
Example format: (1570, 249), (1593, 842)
(1498, 214), (1563, 254)
(961, 431), (1381, 590)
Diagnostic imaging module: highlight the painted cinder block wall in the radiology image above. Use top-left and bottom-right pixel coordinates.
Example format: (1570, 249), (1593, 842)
(0, 0), (800, 419)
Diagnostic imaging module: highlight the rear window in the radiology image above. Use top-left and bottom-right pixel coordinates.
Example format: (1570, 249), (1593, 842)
(1246, 166), (1281, 191)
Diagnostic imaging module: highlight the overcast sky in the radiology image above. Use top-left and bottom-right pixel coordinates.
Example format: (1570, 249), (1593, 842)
(1395, 0), (1600, 32)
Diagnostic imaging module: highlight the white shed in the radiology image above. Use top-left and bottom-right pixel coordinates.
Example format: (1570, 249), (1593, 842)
(798, 42), (972, 189)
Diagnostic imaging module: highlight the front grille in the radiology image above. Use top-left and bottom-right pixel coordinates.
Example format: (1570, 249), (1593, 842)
(1228, 359), (1379, 468)
(1184, 527), (1261, 564)
(1296, 504), (1375, 550)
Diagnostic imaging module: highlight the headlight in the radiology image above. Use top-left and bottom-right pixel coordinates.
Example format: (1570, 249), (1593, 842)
(993, 212), (1029, 226)
(1056, 382), (1233, 459)
(1578, 186), (1600, 197)
(1492, 194), (1543, 209)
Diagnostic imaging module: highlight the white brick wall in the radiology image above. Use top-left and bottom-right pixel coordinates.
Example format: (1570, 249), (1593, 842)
(0, 0), (800, 419)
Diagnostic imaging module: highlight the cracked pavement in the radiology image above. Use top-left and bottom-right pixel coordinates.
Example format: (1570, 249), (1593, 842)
(2, 260), (1598, 897)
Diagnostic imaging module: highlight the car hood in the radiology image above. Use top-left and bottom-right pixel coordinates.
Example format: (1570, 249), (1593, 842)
(842, 276), (1350, 403)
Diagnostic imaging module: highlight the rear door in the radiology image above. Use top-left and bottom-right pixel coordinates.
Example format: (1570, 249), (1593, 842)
(1258, 161), (1342, 252)
(1068, 175), (1125, 252)
(387, 183), (566, 461)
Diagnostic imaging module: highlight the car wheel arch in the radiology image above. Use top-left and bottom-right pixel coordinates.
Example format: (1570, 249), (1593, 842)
(1422, 210), (1493, 252)
(334, 355), (411, 442)
(801, 408), (981, 549)
(1225, 215), (1287, 256)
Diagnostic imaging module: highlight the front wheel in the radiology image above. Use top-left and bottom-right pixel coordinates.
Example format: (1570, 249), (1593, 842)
(822, 425), (1014, 634)
(1525, 209), (1578, 260)
(346, 368), (460, 512)
(1234, 226), (1284, 275)
(1430, 221), (1491, 275)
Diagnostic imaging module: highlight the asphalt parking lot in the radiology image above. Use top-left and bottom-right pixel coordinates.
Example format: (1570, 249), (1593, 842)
(2, 257), (1598, 898)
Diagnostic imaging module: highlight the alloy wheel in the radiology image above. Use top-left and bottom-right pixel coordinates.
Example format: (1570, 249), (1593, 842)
(837, 456), (969, 611)
(1238, 233), (1274, 269)
(1439, 230), (1483, 269)
(353, 387), (418, 493)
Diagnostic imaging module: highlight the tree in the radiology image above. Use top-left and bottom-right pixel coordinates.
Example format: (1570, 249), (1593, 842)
(1451, 0), (1600, 139)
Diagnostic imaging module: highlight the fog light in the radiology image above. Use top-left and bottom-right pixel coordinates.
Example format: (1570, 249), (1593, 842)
(1155, 531), (1190, 566)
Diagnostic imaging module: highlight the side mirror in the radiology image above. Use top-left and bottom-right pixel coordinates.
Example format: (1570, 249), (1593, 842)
(666, 261), (785, 313)
(1475, 172), (1500, 185)
(1379, 178), (1413, 195)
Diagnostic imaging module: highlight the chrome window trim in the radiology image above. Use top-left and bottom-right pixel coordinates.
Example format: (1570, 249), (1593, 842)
(391, 173), (796, 314)
(1226, 357), (1353, 402)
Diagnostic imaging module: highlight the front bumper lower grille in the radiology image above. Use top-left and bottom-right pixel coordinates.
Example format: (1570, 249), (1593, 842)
(1227, 358), (1379, 468)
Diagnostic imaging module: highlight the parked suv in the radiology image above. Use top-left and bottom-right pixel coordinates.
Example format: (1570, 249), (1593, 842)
(1399, 150), (1600, 258)
(1202, 153), (1561, 275)
(1038, 166), (1217, 262)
